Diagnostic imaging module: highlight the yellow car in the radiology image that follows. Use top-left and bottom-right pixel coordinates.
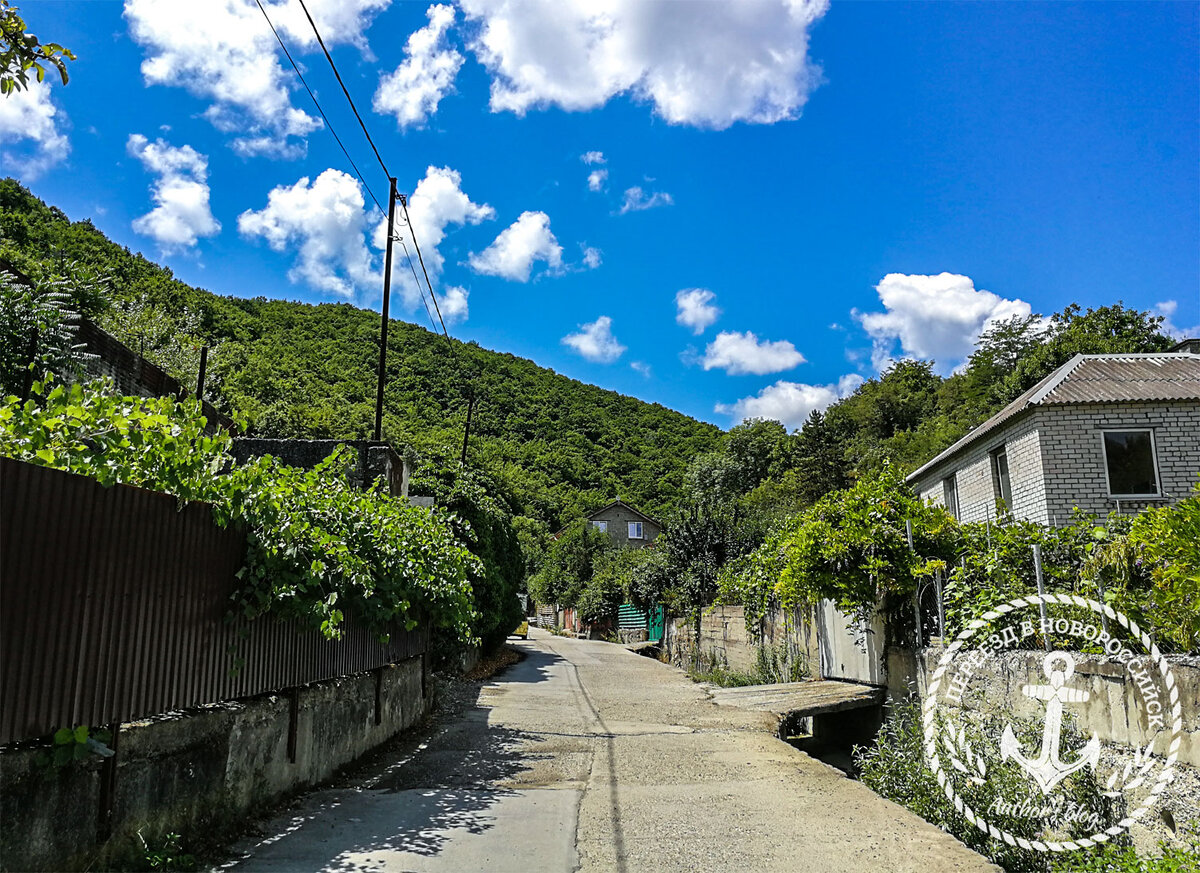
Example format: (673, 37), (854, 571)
(513, 620), (529, 639)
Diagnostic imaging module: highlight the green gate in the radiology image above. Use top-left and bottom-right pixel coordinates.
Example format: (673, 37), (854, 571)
(648, 604), (665, 643)
(617, 603), (665, 642)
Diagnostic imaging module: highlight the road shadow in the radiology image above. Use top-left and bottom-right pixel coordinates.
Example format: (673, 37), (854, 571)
(222, 644), (572, 871)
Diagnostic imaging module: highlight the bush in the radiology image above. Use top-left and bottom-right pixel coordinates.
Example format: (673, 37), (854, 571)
(409, 457), (525, 654)
(855, 697), (1115, 873)
(1, 378), (480, 644)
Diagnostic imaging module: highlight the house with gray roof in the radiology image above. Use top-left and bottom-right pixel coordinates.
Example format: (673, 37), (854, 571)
(907, 350), (1200, 526)
(583, 499), (662, 548)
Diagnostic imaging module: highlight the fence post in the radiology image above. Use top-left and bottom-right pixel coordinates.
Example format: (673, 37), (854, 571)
(935, 568), (945, 644)
(1033, 544), (1051, 651)
(97, 721), (120, 839)
(1095, 575), (1110, 637)
(906, 520), (922, 649)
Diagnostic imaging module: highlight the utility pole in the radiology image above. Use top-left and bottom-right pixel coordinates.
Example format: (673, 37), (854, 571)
(460, 388), (476, 465)
(373, 178), (398, 442)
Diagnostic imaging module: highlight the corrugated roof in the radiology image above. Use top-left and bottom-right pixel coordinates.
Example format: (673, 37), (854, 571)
(907, 353), (1200, 484)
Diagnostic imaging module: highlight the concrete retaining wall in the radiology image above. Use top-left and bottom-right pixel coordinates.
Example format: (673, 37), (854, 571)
(887, 648), (1200, 768)
(0, 657), (429, 872)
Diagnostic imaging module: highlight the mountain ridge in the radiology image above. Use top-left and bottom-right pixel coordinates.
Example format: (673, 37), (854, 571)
(0, 178), (722, 527)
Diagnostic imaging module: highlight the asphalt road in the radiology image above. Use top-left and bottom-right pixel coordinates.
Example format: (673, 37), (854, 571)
(220, 629), (997, 872)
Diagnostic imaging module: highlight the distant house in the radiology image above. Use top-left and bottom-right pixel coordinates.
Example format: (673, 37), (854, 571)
(907, 351), (1200, 526)
(583, 499), (662, 548)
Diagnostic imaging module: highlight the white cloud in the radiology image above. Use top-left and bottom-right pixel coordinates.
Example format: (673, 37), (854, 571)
(675, 288), (720, 335)
(562, 315), (625, 363)
(468, 210), (564, 281)
(582, 245), (603, 269)
(854, 273), (1033, 374)
(127, 134), (221, 250)
(458, 0), (828, 129)
(1153, 301), (1200, 342)
(619, 185), (672, 213)
(716, 373), (862, 430)
(581, 150), (605, 165)
(702, 330), (805, 375)
(374, 4), (463, 129)
(124, 0), (388, 156)
(630, 361), (651, 377)
(439, 285), (469, 323)
(587, 168), (609, 192)
(0, 78), (70, 178)
(238, 168), (375, 297)
(373, 165), (493, 309)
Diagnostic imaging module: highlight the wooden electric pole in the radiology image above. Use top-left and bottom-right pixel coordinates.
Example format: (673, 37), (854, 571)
(373, 178), (398, 442)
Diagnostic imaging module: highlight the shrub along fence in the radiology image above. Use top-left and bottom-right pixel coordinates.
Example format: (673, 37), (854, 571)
(0, 456), (428, 745)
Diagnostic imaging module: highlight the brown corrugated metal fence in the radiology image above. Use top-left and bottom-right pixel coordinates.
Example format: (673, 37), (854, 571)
(0, 458), (426, 744)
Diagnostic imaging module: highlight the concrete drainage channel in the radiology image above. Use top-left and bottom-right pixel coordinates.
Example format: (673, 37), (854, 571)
(705, 680), (886, 775)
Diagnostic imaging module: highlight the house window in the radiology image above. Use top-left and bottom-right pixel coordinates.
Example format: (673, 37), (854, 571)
(1102, 430), (1159, 497)
(591, 520), (607, 533)
(941, 474), (959, 519)
(990, 447), (1012, 513)
(628, 522), (644, 540)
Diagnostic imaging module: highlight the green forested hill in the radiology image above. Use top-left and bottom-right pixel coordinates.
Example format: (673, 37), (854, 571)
(0, 179), (721, 527)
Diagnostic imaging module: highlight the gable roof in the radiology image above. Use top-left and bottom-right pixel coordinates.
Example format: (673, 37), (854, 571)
(585, 498), (662, 527)
(907, 352), (1200, 484)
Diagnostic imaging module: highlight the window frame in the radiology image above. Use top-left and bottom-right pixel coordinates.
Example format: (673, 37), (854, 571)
(628, 521), (644, 540)
(990, 446), (1012, 514)
(1100, 428), (1161, 499)
(941, 474), (959, 519)
(591, 520), (608, 533)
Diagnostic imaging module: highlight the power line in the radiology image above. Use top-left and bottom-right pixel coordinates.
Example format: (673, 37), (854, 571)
(296, 0), (390, 180)
(290, 0), (458, 352)
(257, 0), (443, 338)
(295, 0), (454, 348)
(254, 0), (385, 217)
(398, 195), (451, 342)
(398, 237), (441, 338)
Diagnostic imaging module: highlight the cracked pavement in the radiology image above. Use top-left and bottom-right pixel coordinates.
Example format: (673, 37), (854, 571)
(218, 629), (997, 872)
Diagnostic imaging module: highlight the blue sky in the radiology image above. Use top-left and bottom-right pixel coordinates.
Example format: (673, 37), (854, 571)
(2, 0), (1197, 429)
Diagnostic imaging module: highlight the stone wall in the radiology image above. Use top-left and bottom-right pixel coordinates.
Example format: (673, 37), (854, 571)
(231, 438), (408, 497)
(0, 657), (428, 872)
(76, 320), (233, 432)
(664, 605), (819, 680)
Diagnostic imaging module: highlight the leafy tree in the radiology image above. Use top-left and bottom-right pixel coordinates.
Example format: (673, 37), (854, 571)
(661, 500), (756, 619)
(576, 550), (629, 625)
(999, 303), (1173, 402)
(724, 418), (788, 492)
(784, 409), (849, 506)
(527, 520), (612, 608)
(101, 292), (215, 394)
(408, 453), (525, 652)
(0, 269), (86, 395)
(622, 546), (672, 612)
(683, 450), (739, 506)
(0, 1), (74, 95)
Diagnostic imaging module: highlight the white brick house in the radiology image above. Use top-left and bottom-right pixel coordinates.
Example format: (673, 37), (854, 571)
(907, 352), (1200, 525)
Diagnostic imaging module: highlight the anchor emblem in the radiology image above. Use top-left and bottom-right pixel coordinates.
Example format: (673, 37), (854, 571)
(1000, 651), (1101, 794)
